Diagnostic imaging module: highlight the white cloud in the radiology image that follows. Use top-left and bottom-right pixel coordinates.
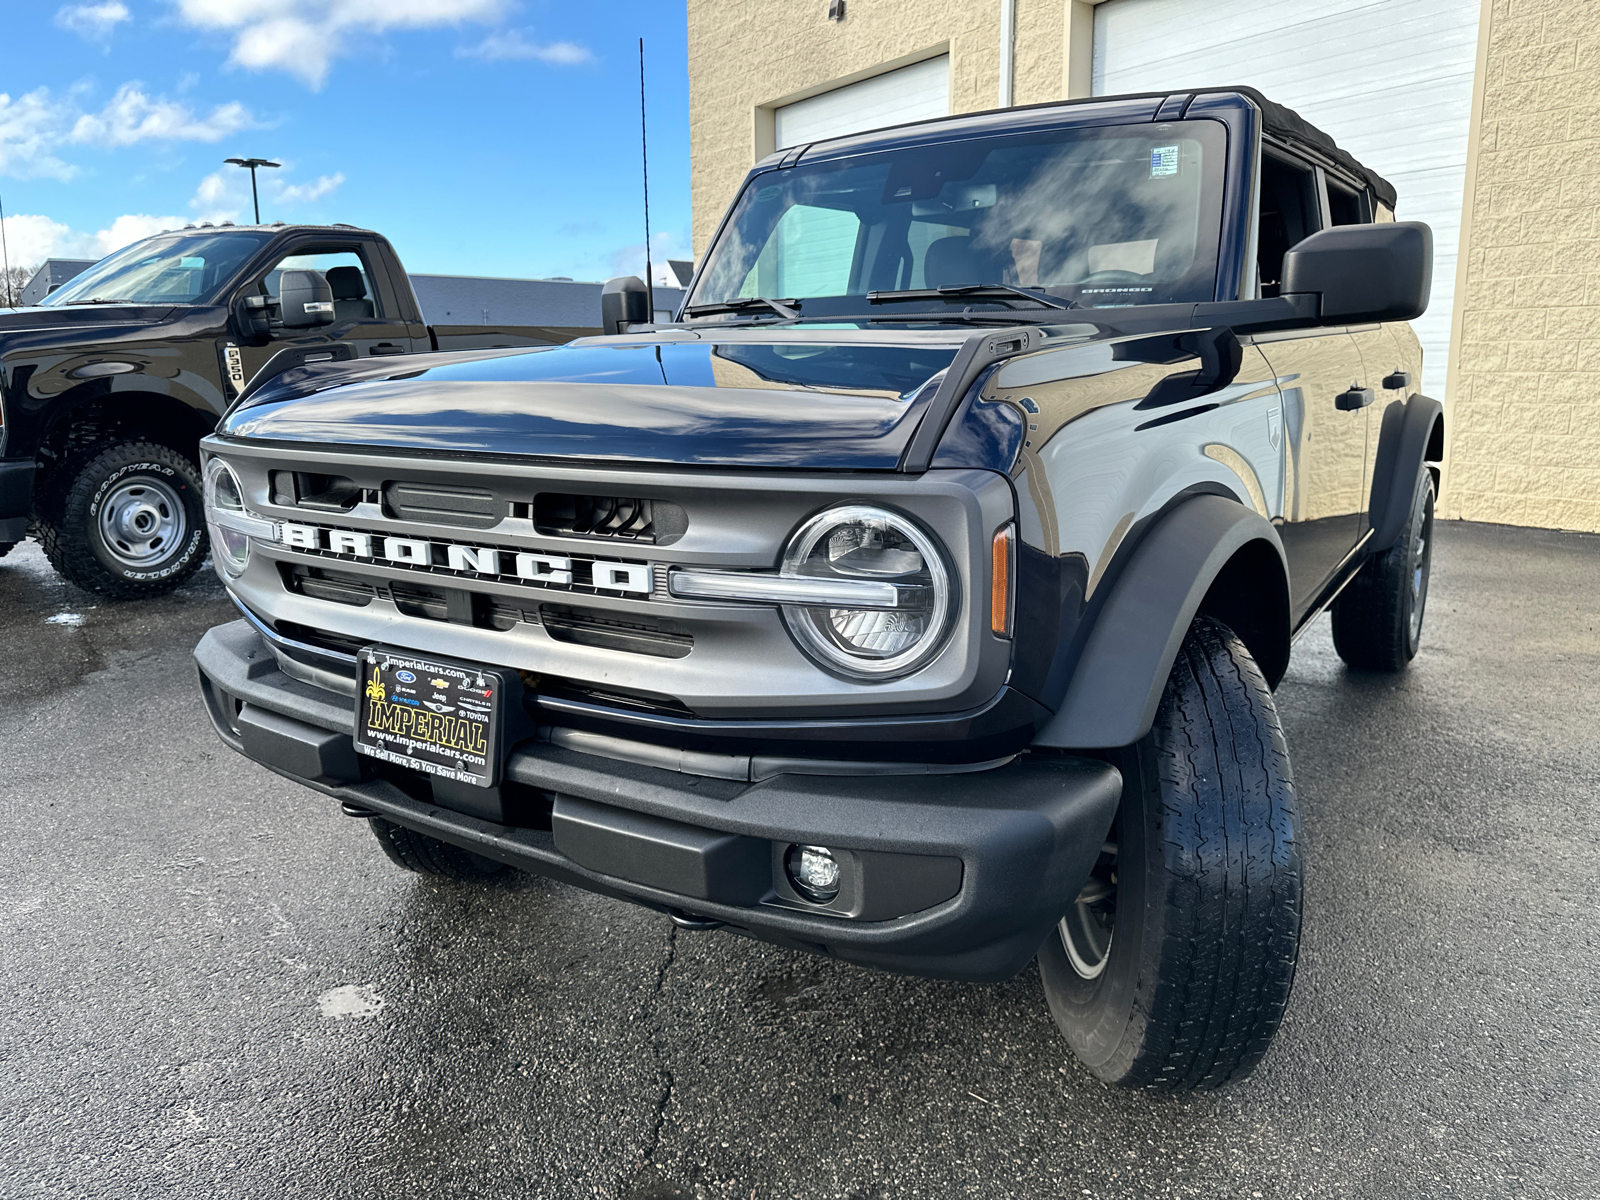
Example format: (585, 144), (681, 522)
(1, 84), (259, 181)
(457, 30), (594, 65)
(187, 166), (346, 224)
(70, 84), (255, 147)
(177, 0), (510, 90)
(55, 2), (130, 42)
(0, 163), (348, 273)
(277, 172), (344, 203)
(0, 210), (188, 266)
(0, 89), (78, 180)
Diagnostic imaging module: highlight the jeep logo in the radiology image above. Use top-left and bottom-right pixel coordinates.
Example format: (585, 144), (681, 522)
(276, 522), (652, 594)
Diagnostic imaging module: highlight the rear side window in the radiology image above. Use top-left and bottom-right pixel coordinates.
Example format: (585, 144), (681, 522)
(1256, 153), (1320, 296)
(1326, 177), (1369, 226)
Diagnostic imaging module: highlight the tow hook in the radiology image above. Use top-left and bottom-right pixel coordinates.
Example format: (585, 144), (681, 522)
(667, 909), (725, 931)
(340, 801), (380, 818)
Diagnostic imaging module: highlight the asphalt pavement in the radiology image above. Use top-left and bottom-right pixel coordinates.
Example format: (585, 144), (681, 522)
(1, 521), (1596, 1199)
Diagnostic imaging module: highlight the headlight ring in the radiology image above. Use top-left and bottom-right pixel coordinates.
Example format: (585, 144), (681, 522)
(779, 504), (957, 681)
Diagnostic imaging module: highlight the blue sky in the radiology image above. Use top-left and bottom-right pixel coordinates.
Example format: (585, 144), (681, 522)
(0, 0), (690, 285)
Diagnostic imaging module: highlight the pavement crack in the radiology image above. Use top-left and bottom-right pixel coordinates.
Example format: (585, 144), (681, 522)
(640, 923), (678, 1166)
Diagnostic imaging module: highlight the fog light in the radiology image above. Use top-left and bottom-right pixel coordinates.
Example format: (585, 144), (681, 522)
(785, 844), (841, 904)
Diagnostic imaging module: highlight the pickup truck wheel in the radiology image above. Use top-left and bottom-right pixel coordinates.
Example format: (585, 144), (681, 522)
(36, 441), (207, 599)
(1038, 616), (1302, 1091)
(368, 817), (508, 881)
(1330, 469), (1435, 671)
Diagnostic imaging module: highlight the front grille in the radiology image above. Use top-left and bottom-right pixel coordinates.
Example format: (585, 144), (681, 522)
(533, 493), (687, 545)
(539, 604), (692, 659)
(278, 564), (691, 658)
(383, 481), (501, 529)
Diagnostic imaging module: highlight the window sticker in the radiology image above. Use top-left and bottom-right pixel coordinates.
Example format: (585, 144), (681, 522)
(1150, 145), (1180, 177)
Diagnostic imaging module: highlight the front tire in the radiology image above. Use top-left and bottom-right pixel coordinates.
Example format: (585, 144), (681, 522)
(36, 440), (207, 599)
(1039, 616), (1303, 1091)
(1331, 468), (1435, 671)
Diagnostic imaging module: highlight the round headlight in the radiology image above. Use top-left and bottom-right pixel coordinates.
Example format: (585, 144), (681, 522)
(780, 504), (956, 680)
(203, 458), (250, 576)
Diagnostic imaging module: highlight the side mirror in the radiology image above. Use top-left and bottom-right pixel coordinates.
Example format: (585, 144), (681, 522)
(1281, 221), (1433, 324)
(600, 276), (650, 335)
(277, 269), (336, 329)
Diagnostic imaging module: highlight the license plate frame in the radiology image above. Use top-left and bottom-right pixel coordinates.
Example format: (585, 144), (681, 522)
(354, 648), (509, 788)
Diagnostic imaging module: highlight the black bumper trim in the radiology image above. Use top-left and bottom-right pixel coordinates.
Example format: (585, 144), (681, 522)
(194, 619), (1122, 981)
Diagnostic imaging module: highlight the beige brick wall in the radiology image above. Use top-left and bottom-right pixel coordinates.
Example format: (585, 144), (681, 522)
(687, 1), (1082, 256)
(1447, 0), (1600, 532)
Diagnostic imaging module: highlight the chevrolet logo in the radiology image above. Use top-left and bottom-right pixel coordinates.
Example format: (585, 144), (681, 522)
(276, 522), (653, 594)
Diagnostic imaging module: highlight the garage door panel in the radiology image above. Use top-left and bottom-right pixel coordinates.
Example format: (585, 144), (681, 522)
(1094, 0), (1481, 401)
(775, 56), (949, 150)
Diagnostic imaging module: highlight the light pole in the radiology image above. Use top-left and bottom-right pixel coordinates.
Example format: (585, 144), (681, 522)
(224, 157), (279, 224)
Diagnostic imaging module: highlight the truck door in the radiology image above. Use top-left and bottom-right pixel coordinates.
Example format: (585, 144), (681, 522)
(228, 242), (417, 394)
(1248, 150), (1370, 620)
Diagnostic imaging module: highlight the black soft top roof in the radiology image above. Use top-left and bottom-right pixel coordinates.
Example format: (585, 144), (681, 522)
(1208, 86), (1396, 210)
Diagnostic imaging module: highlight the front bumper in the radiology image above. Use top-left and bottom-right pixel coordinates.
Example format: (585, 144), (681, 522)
(0, 459), (34, 542)
(194, 618), (1121, 981)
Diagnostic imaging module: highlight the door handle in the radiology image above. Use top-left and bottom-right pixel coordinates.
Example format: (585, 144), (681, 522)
(1382, 370), (1413, 390)
(369, 343), (405, 356)
(1335, 386), (1375, 411)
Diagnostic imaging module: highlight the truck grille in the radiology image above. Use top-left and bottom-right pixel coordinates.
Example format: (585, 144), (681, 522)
(280, 565), (692, 658)
(383, 481), (502, 529)
(532, 493), (686, 545)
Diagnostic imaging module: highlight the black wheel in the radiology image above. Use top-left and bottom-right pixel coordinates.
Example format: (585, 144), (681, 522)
(368, 817), (509, 881)
(36, 440), (207, 599)
(1331, 468), (1435, 671)
(1039, 616), (1303, 1091)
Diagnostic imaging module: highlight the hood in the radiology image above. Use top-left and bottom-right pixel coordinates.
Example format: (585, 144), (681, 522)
(0, 303), (176, 333)
(222, 334), (966, 469)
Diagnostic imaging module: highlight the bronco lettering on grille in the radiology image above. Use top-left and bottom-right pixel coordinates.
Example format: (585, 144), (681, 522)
(276, 521), (653, 595)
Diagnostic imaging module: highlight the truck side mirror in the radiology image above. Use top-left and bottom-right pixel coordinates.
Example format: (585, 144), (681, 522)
(1281, 221), (1433, 324)
(600, 276), (650, 335)
(277, 269), (336, 329)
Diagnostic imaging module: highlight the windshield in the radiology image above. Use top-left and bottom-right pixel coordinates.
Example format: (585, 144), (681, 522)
(691, 120), (1227, 315)
(42, 231), (273, 307)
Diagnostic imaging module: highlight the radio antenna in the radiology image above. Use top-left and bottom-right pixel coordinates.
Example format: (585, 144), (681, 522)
(639, 37), (654, 318)
(0, 191), (13, 308)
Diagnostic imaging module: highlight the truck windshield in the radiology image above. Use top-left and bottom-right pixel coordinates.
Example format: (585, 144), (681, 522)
(41, 231), (273, 307)
(690, 121), (1227, 316)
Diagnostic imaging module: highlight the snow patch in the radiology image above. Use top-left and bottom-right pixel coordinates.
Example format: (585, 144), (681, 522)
(46, 612), (86, 626)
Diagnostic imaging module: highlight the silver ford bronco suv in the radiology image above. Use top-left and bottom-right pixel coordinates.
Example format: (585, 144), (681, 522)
(194, 87), (1442, 1091)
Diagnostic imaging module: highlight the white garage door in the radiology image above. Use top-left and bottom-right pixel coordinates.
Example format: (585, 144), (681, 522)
(775, 55), (950, 150)
(1094, 0), (1481, 400)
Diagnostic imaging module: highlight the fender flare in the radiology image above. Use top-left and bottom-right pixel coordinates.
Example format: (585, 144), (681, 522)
(1031, 494), (1289, 750)
(1367, 392), (1444, 552)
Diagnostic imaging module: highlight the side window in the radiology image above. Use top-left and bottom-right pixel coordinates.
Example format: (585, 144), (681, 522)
(1326, 177), (1369, 226)
(1256, 154), (1320, 296)
(738, 204), (861, 299)
(262, 248), (382, 319)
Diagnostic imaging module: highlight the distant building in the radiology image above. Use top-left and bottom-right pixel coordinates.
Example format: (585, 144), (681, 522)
(410, 273), (687, 333)
(19, 259), (97, 306)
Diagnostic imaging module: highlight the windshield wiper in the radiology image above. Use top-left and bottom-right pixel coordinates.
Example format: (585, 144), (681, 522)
(57, 297), (134, 306)
(682, 296), (801, 320)
(868, 285), (1073, 310)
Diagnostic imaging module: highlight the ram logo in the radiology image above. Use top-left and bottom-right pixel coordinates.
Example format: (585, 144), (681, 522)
(277, 522), (653, 594)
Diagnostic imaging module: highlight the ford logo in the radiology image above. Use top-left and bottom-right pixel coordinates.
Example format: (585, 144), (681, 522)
(395, 670), (416, 682)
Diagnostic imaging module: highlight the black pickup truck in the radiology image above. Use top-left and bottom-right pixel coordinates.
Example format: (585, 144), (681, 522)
(193, 88), (1443, 1092)
(0, 223), (576, 597)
